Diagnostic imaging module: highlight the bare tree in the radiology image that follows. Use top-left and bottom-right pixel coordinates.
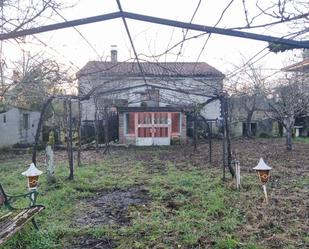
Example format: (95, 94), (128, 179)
(7, 54), (71, 110)
(267, 74), (309, 150)
(0, 0), (62, 33)
(0, 0), (70, 106)
(230, 63), (268, 137)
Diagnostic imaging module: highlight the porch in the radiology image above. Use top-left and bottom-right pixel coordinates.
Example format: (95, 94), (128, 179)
(118, 107), (187, 146)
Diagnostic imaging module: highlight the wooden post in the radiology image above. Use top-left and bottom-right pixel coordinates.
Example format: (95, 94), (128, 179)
(208, 121), (212, 163)
(63, 99), (70, 160)
(94, 97), (99, 153)
(77, 99), (82, 166)
(234, 160), (241, 189)
(68, 98), (74, 180)
(193, 116), (197, 151)
(103, 106), (110, 154)
(225, 98), (233, 174)
(221, 97), (227, 180)
(262, 185), (269, 204)
(222, 122), (227, 180)
(46, 131), (56, 184)
(46, 144), (55, 183)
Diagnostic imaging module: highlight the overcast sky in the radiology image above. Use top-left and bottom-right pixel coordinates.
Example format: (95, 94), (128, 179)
(4, 0), (307, 79)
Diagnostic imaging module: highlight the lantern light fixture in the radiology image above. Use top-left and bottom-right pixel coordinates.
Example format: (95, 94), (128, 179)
(253, 158), (272, 183)
(253, 158), (272, 204)
(22, 163), (43, 190)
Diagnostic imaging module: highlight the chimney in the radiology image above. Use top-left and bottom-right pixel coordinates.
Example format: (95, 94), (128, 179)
(111, 45), (117, 63)
(140, 88), (160, 107)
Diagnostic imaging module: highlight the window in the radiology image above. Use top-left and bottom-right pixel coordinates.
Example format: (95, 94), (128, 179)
(23, 113), (29, 129)
(171, 113), (180, 133)
(154, 113), (168, 124)
(138, 112), (152, 124)
(125, 113), (135, 134)
(3, 114), (6, 123)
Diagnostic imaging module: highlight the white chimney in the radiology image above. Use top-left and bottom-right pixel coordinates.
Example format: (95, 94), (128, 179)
(111, 45), (117, 63)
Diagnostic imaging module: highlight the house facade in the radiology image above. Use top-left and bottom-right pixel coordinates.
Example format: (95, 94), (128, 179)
(229, 96), (280, 137)
(230, 110), (280, 137)
(0, 106), (40, 148)
(77, 49), (224, 145)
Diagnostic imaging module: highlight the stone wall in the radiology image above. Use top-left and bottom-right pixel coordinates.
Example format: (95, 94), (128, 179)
(79, 76), (223, 123)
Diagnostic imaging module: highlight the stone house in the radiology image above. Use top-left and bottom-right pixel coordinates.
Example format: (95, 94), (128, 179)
(229, 97), (279, 137)
(77, 48), (224, 146)
(0, 105), (40, 148)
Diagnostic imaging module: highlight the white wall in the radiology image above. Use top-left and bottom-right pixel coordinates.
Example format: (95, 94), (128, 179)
(0, 107), (40, 147)
(19, 110), (40, 144)
(0, 108), (20, 147)
(201, 100), (221, 120)
(79, 76), (223, 122)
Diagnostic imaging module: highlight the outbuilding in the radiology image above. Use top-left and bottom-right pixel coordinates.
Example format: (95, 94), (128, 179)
(118, 106), (187, 146)
(0, 106), (40, 148)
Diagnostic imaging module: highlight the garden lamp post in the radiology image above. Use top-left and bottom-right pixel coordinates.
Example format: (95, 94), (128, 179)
(253, 158), (272, 204)
(22, 163), (43, 191)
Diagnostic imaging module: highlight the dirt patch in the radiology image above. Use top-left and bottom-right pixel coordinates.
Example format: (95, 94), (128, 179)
(75, 186), (149, 226)
(64, 235), (116, 249)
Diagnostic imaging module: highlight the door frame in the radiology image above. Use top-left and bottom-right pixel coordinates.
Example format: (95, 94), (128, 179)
(135, 112), (171, 146)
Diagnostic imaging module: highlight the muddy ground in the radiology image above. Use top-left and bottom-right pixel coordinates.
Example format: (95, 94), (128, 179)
(64, 235), (116, 249)
(74, 186), (149, 227)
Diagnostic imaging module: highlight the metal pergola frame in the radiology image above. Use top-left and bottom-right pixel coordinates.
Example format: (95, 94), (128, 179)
(1, 11), (308, 48)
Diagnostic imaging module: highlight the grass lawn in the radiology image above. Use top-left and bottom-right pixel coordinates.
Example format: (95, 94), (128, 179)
(293, 136), (309, 144)
(0, 138), (308, 249)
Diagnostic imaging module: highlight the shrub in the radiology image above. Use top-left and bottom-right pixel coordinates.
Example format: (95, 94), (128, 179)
(259, 132), (272, 138)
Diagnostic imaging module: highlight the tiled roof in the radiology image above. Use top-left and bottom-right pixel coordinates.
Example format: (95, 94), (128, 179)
(77, 61), (224, 78)
(117, 106), (185, 112)
(282, 58), (309, 72)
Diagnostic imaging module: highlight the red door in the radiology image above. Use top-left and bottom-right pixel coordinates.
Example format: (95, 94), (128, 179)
(136, 112), (171, 145)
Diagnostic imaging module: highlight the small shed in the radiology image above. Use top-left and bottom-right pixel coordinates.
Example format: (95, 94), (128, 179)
(0, 106), (40, 148)
(118, 106), (187, 146)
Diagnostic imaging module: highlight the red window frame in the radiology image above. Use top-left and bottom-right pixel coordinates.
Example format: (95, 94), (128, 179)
(125, 113), (135, 135)
(171, 112), (180, 134)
